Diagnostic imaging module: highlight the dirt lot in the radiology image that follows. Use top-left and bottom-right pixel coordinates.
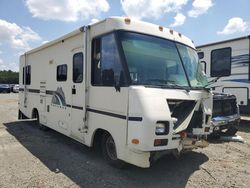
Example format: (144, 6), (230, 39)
(0, 93), (250, 188)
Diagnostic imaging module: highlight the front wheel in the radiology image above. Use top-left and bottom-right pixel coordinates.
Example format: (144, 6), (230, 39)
(33, 110), (48, 131)
(102, 133), (125, 168)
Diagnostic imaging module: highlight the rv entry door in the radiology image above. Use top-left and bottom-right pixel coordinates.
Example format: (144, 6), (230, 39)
(70, 51), (85, 142)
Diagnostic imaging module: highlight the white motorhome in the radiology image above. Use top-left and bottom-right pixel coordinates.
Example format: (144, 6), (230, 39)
(19, 17), (212, 168)
(197, 35), (250, 114)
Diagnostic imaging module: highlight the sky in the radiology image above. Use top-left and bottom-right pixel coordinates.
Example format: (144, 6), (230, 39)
(0, 0), (249, 71)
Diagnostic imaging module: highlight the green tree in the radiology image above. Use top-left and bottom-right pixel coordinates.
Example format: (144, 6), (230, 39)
(0, 70), (19, 84)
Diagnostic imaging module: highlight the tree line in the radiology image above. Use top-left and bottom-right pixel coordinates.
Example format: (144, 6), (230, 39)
(0, 70), (19, 84)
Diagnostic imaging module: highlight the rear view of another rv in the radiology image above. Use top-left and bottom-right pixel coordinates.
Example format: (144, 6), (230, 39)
(197, 35), (250, 115)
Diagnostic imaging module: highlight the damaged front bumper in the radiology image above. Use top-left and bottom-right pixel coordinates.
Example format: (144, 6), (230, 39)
(211, 114), (240, 132)
(150, 136), (209, 162)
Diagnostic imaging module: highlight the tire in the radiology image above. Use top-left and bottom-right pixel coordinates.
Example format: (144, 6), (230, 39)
(33, 110), (48, 131)
(225, 126), (238, 136)
(18, 110), (23, 119)
(102, 133), (125, 168)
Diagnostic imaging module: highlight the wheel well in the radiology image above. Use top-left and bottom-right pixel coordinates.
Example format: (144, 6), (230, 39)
(92, 129), (109, 149)
(32, 108), (39, 119)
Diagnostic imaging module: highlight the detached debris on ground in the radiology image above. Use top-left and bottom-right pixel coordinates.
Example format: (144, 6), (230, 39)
(220, 135), (245, 143)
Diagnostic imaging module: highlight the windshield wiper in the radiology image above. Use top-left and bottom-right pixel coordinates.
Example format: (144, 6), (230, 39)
(204, 76), (221, 88)
(143, 79), (190, 92)
(166, 81), (190, 92)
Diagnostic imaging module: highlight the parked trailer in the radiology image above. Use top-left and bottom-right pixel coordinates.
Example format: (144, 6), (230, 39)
(19, 17), (212, 168)
(197, 35), (250, 114)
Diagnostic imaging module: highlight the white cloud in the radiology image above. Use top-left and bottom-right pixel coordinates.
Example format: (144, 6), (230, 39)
(0, 58), (18, 71)
(26, 0), (109, 22)
(170, 13), (186, 27)
(217, 17), (248, 35)
(120, 0), (188, 20)
(89, 18), (99, 25)
(188, 0), (213, 18)
(0, 58), (7, 70)
(42, 40), (49, 44)
(0, 19), (41, 50)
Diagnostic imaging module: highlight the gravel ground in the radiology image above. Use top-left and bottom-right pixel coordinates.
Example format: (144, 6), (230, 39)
(0, 93), (250, 188)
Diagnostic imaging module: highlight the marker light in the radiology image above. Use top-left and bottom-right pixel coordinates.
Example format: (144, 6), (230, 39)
(169, 29), (174, 35)
(159, 26), (163, 31)
(154, 139), (168, 146)
(124, 17), (131, 25)
(131, 139), (139, 144)
(178, 33), (182, 37)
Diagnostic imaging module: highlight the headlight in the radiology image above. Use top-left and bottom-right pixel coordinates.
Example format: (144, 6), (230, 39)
(155, 122), (170, 135)
(156, 123), (165, 134)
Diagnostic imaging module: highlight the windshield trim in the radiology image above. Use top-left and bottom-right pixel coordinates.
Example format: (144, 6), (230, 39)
(115, 30), (207, 91)
(115, 29), (196, 50)
(174, 42), (192, 87)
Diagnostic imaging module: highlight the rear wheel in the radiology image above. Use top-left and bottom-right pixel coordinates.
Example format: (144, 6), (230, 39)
(102, 133), (125, 168)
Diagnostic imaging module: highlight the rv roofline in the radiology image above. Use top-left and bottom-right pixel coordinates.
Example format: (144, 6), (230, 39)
(21, 27), (85, 56)
(21, 16), (195, 57)
(197, 35), (250, 48)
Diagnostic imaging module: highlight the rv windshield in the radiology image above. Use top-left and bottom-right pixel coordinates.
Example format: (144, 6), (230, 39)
(118, 31), (208, 89)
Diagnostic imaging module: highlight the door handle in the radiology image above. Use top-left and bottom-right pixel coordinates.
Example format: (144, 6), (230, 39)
(72, 85), (76, 94)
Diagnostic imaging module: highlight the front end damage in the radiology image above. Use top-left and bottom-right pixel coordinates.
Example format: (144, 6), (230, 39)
(168, 99), (211, 150)
(210, 92), (240, 136)
(149, 98), (211, 162)
(127, 87), (212, 165)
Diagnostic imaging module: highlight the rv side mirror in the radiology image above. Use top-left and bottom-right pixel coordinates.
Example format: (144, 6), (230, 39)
(114, 81), (120, 92)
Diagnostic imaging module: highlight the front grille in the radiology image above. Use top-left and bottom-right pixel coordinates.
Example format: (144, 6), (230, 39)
(213, 98), (237, 117)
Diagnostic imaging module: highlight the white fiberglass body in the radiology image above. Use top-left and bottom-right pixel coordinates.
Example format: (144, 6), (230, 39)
(19, 17), (212, 168)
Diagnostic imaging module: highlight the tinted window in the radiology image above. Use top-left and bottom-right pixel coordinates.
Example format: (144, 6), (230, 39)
(22, 67), (25, 84)
(92, 33), (124, 86)
(23, 65), (31, 85)
(211, 47), (231, 77)
(73, 53), (83, 83)
(57, 64), (67, 81)
(198, 52), (204, 59)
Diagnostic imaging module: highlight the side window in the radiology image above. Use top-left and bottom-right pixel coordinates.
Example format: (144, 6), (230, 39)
(57, 64), (67, 81)
(211, 47), (231, 77)
(198, 52), (204, 59)
(73, 53), (83, 83)
(23, 65), (31, 85)
(92, 33), (124, 86)
(22, 67), (25, 84)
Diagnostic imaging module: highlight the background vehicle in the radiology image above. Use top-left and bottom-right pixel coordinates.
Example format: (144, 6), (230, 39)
(13, 84), (19, 93)
(9, 84), (15, 92)
(196, 35), (250, 114)
(0, 84), (11, 93)
(211, 92), (240, 136)
(18, 17), (212, 168)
